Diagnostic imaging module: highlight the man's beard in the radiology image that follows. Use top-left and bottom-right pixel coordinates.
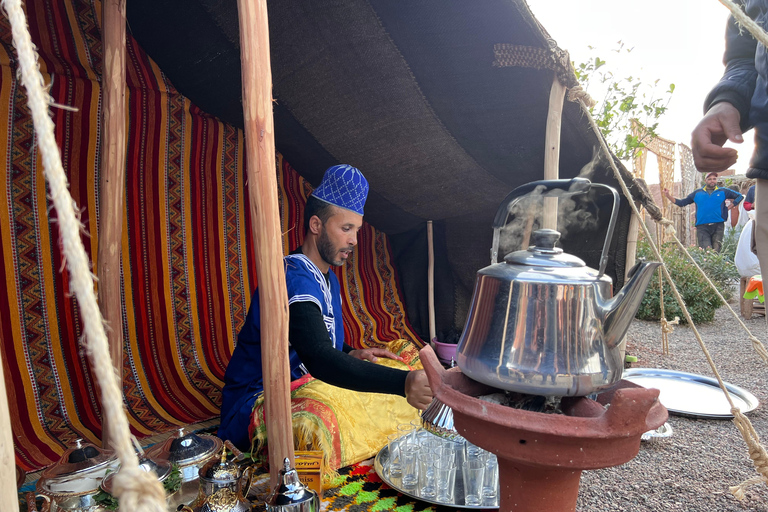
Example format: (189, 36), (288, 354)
(317, 227), (348, 267)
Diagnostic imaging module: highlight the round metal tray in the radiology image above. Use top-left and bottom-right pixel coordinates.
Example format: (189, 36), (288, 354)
(622, 368), (759, 419)
(374, 444), (498, 510)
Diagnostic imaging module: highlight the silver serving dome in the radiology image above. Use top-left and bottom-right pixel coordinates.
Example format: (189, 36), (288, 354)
(145, 429), (222, 467)
(37, 439), (119, 496)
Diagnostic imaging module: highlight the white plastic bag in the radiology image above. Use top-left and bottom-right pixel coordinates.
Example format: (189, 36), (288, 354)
(736, 217), (761, 278)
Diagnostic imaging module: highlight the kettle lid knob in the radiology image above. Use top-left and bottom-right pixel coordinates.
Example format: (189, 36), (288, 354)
(530, 229), (560, 251)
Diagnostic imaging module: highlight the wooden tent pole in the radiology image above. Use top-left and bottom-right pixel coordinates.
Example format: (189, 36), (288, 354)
(427, 221), (436, 344)
(236, 0), (294, 488)
(543, 75), (566, 230)
(97, 0), (127, 450)
(0, 350), (20, 512)
(625, 211), (640, 280)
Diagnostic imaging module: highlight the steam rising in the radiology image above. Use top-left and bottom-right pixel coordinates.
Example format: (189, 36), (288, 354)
(498, 148), (602, 257)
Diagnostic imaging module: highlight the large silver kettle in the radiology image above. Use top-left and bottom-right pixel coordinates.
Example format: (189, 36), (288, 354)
(456, 178), (660, 397)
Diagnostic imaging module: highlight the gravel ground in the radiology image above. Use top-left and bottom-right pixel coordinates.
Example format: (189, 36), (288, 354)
(576, 301), (768, 511)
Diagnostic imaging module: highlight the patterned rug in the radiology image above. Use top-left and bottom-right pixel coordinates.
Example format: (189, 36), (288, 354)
(321, 460), (465, 512)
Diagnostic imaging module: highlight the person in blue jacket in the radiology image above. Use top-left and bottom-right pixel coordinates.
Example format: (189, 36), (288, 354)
(663, 172), (743, 252)
(218, 164), (433, 450)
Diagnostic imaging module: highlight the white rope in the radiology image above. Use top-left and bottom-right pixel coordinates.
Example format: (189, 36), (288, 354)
(719, 0), (768, 47)
(0, 1), (165, 510)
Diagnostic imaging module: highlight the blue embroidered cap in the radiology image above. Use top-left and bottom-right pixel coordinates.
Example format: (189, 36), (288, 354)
(310, 164), (369, 215)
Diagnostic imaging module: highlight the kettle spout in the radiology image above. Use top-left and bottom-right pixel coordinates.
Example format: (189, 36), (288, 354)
(600, 258), (662, 348)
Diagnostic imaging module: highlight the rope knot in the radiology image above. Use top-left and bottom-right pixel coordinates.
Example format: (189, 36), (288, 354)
(659, 218), (677, 237)
(660, 316), (679, 334)
(112, 467), (167, 512)
(748, 335), (768, 363)
(567, 86), (597, 108)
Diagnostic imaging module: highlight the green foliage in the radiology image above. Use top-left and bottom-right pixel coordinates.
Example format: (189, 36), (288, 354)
(721, 225), (742, 264)
(574, 42), (675, 160)
(636, 240), (738, 324)
(164, 463), (182, 495)
(689, 245), (740, 291)
(92, 464), (181, 511)
(94, 490), (119, 510)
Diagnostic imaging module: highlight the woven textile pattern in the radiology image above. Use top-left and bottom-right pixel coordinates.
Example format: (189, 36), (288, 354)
(322, 461), (456, 512)
(0, 0), (421, 471)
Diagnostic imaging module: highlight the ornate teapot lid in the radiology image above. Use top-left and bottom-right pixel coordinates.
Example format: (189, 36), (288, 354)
(145, 428), (222, 467)
(199, 448), (240, 484)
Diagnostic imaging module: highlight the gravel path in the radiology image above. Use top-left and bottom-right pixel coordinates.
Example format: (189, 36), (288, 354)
(576, 301), (768, 511)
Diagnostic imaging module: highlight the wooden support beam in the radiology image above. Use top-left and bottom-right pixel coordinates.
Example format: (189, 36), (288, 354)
(97, 0), (127, 450)
(625, 210), (640, 281)
(543, 75), (566, 230)
(236, 0), (294, 488)
(427, 221), (436, 345)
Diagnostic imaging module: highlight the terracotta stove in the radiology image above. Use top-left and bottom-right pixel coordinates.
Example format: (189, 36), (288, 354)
(420, 346), (668, 512)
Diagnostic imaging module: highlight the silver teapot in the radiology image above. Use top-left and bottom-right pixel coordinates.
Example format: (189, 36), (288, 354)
(35, 439), (119, 512)
(265, 458), (319, 512)
(456, 178), (660, 396)
(179, 447), (254, 512)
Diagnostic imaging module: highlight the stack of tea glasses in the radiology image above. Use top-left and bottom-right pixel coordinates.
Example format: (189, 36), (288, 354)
(384, 419), (499, 507)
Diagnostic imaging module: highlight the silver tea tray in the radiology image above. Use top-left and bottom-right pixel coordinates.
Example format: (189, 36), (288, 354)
(374, 444), (498, 510)
(623, 368), (759, 419)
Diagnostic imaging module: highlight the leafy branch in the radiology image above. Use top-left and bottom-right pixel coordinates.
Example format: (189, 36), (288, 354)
(574, 41), (675, 160)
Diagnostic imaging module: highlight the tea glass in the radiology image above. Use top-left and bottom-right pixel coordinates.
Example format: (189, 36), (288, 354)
(482, 454), (499, 506)
(418, 452), (438, 499)
(397, 423), (417, 449)
(434, 458), (457, 503)
(462, 459), (485, 506)
(387, 433), (403, 479)
(401, 444), (421, 491)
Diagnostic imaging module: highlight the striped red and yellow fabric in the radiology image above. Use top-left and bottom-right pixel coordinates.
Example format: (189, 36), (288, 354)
(0, 0), (421, 472)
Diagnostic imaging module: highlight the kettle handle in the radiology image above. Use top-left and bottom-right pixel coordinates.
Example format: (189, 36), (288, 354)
(239, 465), (256, 500)
(491, 178), (619, 278)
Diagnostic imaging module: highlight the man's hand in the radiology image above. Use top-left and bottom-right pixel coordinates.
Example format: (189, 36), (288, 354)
(404, 370), (433, 410)
(662, 188), (674, 202)
(348, 347), (403, 363)
(691, 102), (742, 173)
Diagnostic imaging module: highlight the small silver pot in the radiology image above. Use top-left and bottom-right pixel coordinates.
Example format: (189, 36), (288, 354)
(265, 458), (319, 512)
(180, 447), (254, 512)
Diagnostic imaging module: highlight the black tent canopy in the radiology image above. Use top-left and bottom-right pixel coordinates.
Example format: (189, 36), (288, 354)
(126, 0), (651, 339)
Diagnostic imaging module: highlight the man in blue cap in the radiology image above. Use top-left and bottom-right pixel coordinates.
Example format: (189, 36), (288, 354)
(219, 164), (433, 450)
(662, 172), (743, 252)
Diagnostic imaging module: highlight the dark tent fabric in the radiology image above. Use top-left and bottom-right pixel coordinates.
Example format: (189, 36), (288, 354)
(126, 0), (650, 339)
